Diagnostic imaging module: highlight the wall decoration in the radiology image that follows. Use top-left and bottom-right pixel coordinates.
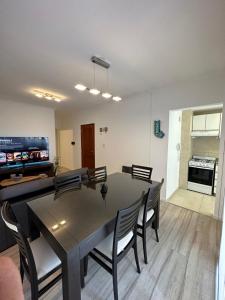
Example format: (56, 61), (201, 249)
(154, 120), (165, 138)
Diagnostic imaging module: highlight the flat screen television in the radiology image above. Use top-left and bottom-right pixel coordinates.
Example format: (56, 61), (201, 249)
(0, 137), (49, 166)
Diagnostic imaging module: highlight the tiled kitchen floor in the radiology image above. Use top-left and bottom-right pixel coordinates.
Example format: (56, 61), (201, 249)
(168, 188), (215, 217)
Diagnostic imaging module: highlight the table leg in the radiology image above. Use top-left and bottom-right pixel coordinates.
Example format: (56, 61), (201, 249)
(62, 247), (81, 300)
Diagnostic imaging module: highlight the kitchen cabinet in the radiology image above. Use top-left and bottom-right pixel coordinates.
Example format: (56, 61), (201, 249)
(205, 113), (221, 131)
(192, 115), (206, 131)
(192, 113), (222, 136)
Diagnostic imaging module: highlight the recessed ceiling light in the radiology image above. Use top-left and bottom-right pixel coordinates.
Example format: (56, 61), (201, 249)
(113, 96), (122, 102)
(102, 92), (112, 99)
(89, 88), (100, 95)
(75, 84), (87, 91)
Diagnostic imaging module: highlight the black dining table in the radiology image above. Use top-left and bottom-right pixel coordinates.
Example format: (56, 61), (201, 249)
(27, 172), (160, 300)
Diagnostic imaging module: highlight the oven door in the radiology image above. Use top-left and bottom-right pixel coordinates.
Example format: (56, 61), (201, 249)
(188, 166), (214, 186)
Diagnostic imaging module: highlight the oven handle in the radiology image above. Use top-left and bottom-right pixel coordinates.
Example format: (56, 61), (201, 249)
(188, 165), (214, 171)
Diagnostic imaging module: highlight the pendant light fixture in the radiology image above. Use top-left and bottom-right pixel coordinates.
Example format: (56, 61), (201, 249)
(89, 62), (100, 95)
(74, 56), (122, 102)
(74, 84), (87, 91)
(102, 68), (112, 99)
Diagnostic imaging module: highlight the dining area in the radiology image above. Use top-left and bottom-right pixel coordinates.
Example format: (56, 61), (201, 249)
(0, 165), (164, 300)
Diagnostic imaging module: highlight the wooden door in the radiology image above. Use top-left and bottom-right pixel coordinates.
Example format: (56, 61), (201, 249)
(81, 123), (95, 168)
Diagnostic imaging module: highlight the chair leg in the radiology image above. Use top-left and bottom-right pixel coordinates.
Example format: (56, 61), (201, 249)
(20, 264), (24, 283)
(84, 255), (88, 277)
(30, 280), (39, 300)
(142, 228), (148, 264)
(133, 241), (141, 273)
(80, 259), (85, 288)
(155, 228), (159, 242)
(112, 262), (118, 300)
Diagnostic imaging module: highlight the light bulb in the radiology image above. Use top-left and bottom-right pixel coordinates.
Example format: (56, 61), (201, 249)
(89, 88), (100, 95)
(60, 220), (66, 225)
(102, 92), (112, 99)
(35, 93), (43, 98)
(75, 84), (87, 91)
(112, 96), (122, 102)
(45, 95), (53, 100)
(51, 224), (59, 230)
(54, 98), (61, 102)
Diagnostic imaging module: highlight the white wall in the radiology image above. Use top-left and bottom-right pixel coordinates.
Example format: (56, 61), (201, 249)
(56, 71), (225, 219)
(166, 110), (182, 199)
(56, 93), (152, 174)
(0, 99), (56, 161)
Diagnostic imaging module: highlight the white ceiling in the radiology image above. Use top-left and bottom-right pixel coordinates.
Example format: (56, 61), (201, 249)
(0, 0), (225, 110)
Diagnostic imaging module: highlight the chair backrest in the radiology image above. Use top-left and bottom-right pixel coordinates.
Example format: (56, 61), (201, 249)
(88, 166), (107, 181)
(113, 196), (143, 257)
(132, 164), (153, 181)
(1, 202), (37, 280)
(142, 179), (164, 224)
(54, 172), (81, 191)
(122, 165), (132, 174)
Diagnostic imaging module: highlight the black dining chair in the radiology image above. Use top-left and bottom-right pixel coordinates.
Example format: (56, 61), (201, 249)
(1, 201), (62, 300)
(121, 165), (132, 174)
(89, 197), (143, 300)
(137, 179), (164, 264)
(88, 166), (107, 181)
(54, 171), (81, 192)
(131, 164), (153, 181)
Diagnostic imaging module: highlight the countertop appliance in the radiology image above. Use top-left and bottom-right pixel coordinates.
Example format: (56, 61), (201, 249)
(188, 156), (216, 195)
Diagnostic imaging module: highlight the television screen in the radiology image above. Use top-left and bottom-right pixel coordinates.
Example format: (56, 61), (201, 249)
(0, 137), (49, 166)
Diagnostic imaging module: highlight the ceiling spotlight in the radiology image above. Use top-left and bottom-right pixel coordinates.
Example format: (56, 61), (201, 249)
(35, 93), (43, 98)
(51, 224), (59, 231)
(59, 220), (66, 225)
(89, 88), (100, 95)
(102, 92), (112, 99)
(75, 84), (87, 91)
(32, 89), (64, 103)
(113, 96), (122, 102)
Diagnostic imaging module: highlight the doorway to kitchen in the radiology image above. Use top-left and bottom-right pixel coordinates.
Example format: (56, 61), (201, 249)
(166, 104), (223, 217)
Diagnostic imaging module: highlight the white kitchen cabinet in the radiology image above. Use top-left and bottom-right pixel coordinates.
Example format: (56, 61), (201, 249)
(192, 113), (222, 136)
(192, 115), (206, 131)
(205, 113), (221, 131)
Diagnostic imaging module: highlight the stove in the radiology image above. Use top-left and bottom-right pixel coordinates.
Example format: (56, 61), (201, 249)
(188, 156), (216, 195)
(188, 156), (216, 170)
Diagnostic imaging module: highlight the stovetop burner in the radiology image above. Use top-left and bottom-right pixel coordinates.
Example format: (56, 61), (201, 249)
(189, 156), (216, 169)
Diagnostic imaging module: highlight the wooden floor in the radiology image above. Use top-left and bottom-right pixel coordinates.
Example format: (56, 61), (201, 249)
(1, 202), (221, 300)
